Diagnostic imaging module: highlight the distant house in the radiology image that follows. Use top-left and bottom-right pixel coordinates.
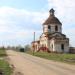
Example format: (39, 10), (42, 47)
(31, 8), (69, 53)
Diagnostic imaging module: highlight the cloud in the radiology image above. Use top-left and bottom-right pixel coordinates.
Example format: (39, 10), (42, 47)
(63, 28), (75, 47)
(0, 6), (47, 46)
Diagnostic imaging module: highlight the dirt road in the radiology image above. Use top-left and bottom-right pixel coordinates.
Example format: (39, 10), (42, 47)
(6, 50), (75, 75)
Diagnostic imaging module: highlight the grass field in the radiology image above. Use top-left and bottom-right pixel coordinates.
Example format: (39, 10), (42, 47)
(26, 50), (75, 64)
(0, 49), (12, 75)
(0, 49), (7, 57)
(0, 60), (12, 75)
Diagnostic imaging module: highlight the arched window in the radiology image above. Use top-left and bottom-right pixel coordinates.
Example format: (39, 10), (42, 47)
(48, 25), (51, 29)
(61, 44), (64, 50)
(52, 44), (53, 49)
(55, 26), (58, 31)
(48, 25), (51, 32)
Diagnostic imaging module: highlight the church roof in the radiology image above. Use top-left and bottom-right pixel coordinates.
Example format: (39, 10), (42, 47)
(40, 32), (66, 40)
(43, 9), (62, 25)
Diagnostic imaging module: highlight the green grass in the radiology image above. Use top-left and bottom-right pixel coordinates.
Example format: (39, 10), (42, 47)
(0, 60), (12, 75)
(26, 50), (75, 64)
(0, 49), (7, 57)
(0, 49), (13, 75)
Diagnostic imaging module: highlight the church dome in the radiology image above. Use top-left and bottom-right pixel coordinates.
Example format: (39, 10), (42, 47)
(43, 9), (62, 25)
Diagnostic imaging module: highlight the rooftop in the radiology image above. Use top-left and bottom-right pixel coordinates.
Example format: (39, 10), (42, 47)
(43, 8), (62, 25)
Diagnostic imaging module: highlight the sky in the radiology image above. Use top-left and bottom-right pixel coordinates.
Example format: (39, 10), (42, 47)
(0, 0), (75, 47)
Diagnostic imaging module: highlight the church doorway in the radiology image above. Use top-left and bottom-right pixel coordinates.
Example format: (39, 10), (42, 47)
(61, 44), (64, 51)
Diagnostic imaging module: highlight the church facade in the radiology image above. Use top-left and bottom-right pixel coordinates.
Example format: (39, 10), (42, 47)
(31, 9), (69, 53)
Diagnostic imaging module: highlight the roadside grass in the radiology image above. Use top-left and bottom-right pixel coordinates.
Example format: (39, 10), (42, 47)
(0, 49), (13, 75)
(0, 60), (12, 75)
(0, 49), (7, 57)
(26, 50), (75, 64)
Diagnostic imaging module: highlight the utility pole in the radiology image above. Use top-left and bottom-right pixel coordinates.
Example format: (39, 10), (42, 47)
(33, 32), (35, 55)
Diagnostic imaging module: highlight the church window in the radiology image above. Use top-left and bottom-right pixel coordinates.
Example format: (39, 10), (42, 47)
(61, 44), (64, 50)
(52, 44), (53, 50)
(52, 44), (53, 48)
(55, 26), (58, 31)
(48, 26), (51, 29)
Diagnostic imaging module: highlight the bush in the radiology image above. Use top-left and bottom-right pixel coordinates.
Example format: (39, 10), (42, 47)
(19, 48), (24, 52)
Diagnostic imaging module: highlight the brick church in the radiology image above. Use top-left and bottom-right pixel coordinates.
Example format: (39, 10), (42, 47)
(31, 9), (69, 53)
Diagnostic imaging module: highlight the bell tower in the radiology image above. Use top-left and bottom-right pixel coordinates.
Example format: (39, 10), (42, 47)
(49, 8), (55, 16)
(43, 8), (62, 34)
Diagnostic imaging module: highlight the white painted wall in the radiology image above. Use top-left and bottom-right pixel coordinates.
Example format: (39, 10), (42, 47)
(50, 24), (62, 33)
(40, 34), (48, 47)
(49, 39), (55, 51)
(54, 40), (69, 53)
(49, 38), (69, 53)
(43, 24), (62, 33)
(43, 25), (48, 33)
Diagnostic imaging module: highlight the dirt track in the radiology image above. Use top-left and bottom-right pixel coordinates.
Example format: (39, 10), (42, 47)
(6, 50), (75, 75)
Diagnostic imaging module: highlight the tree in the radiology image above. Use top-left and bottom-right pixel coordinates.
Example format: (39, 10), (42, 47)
(24, 45), (31, 52)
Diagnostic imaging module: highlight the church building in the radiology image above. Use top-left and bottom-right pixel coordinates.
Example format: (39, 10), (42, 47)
(31, 9), (69, 53)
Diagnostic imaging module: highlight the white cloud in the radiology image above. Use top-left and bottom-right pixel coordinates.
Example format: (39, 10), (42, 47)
(63, 28), (75, 47)
(0, 6), (46, 46)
